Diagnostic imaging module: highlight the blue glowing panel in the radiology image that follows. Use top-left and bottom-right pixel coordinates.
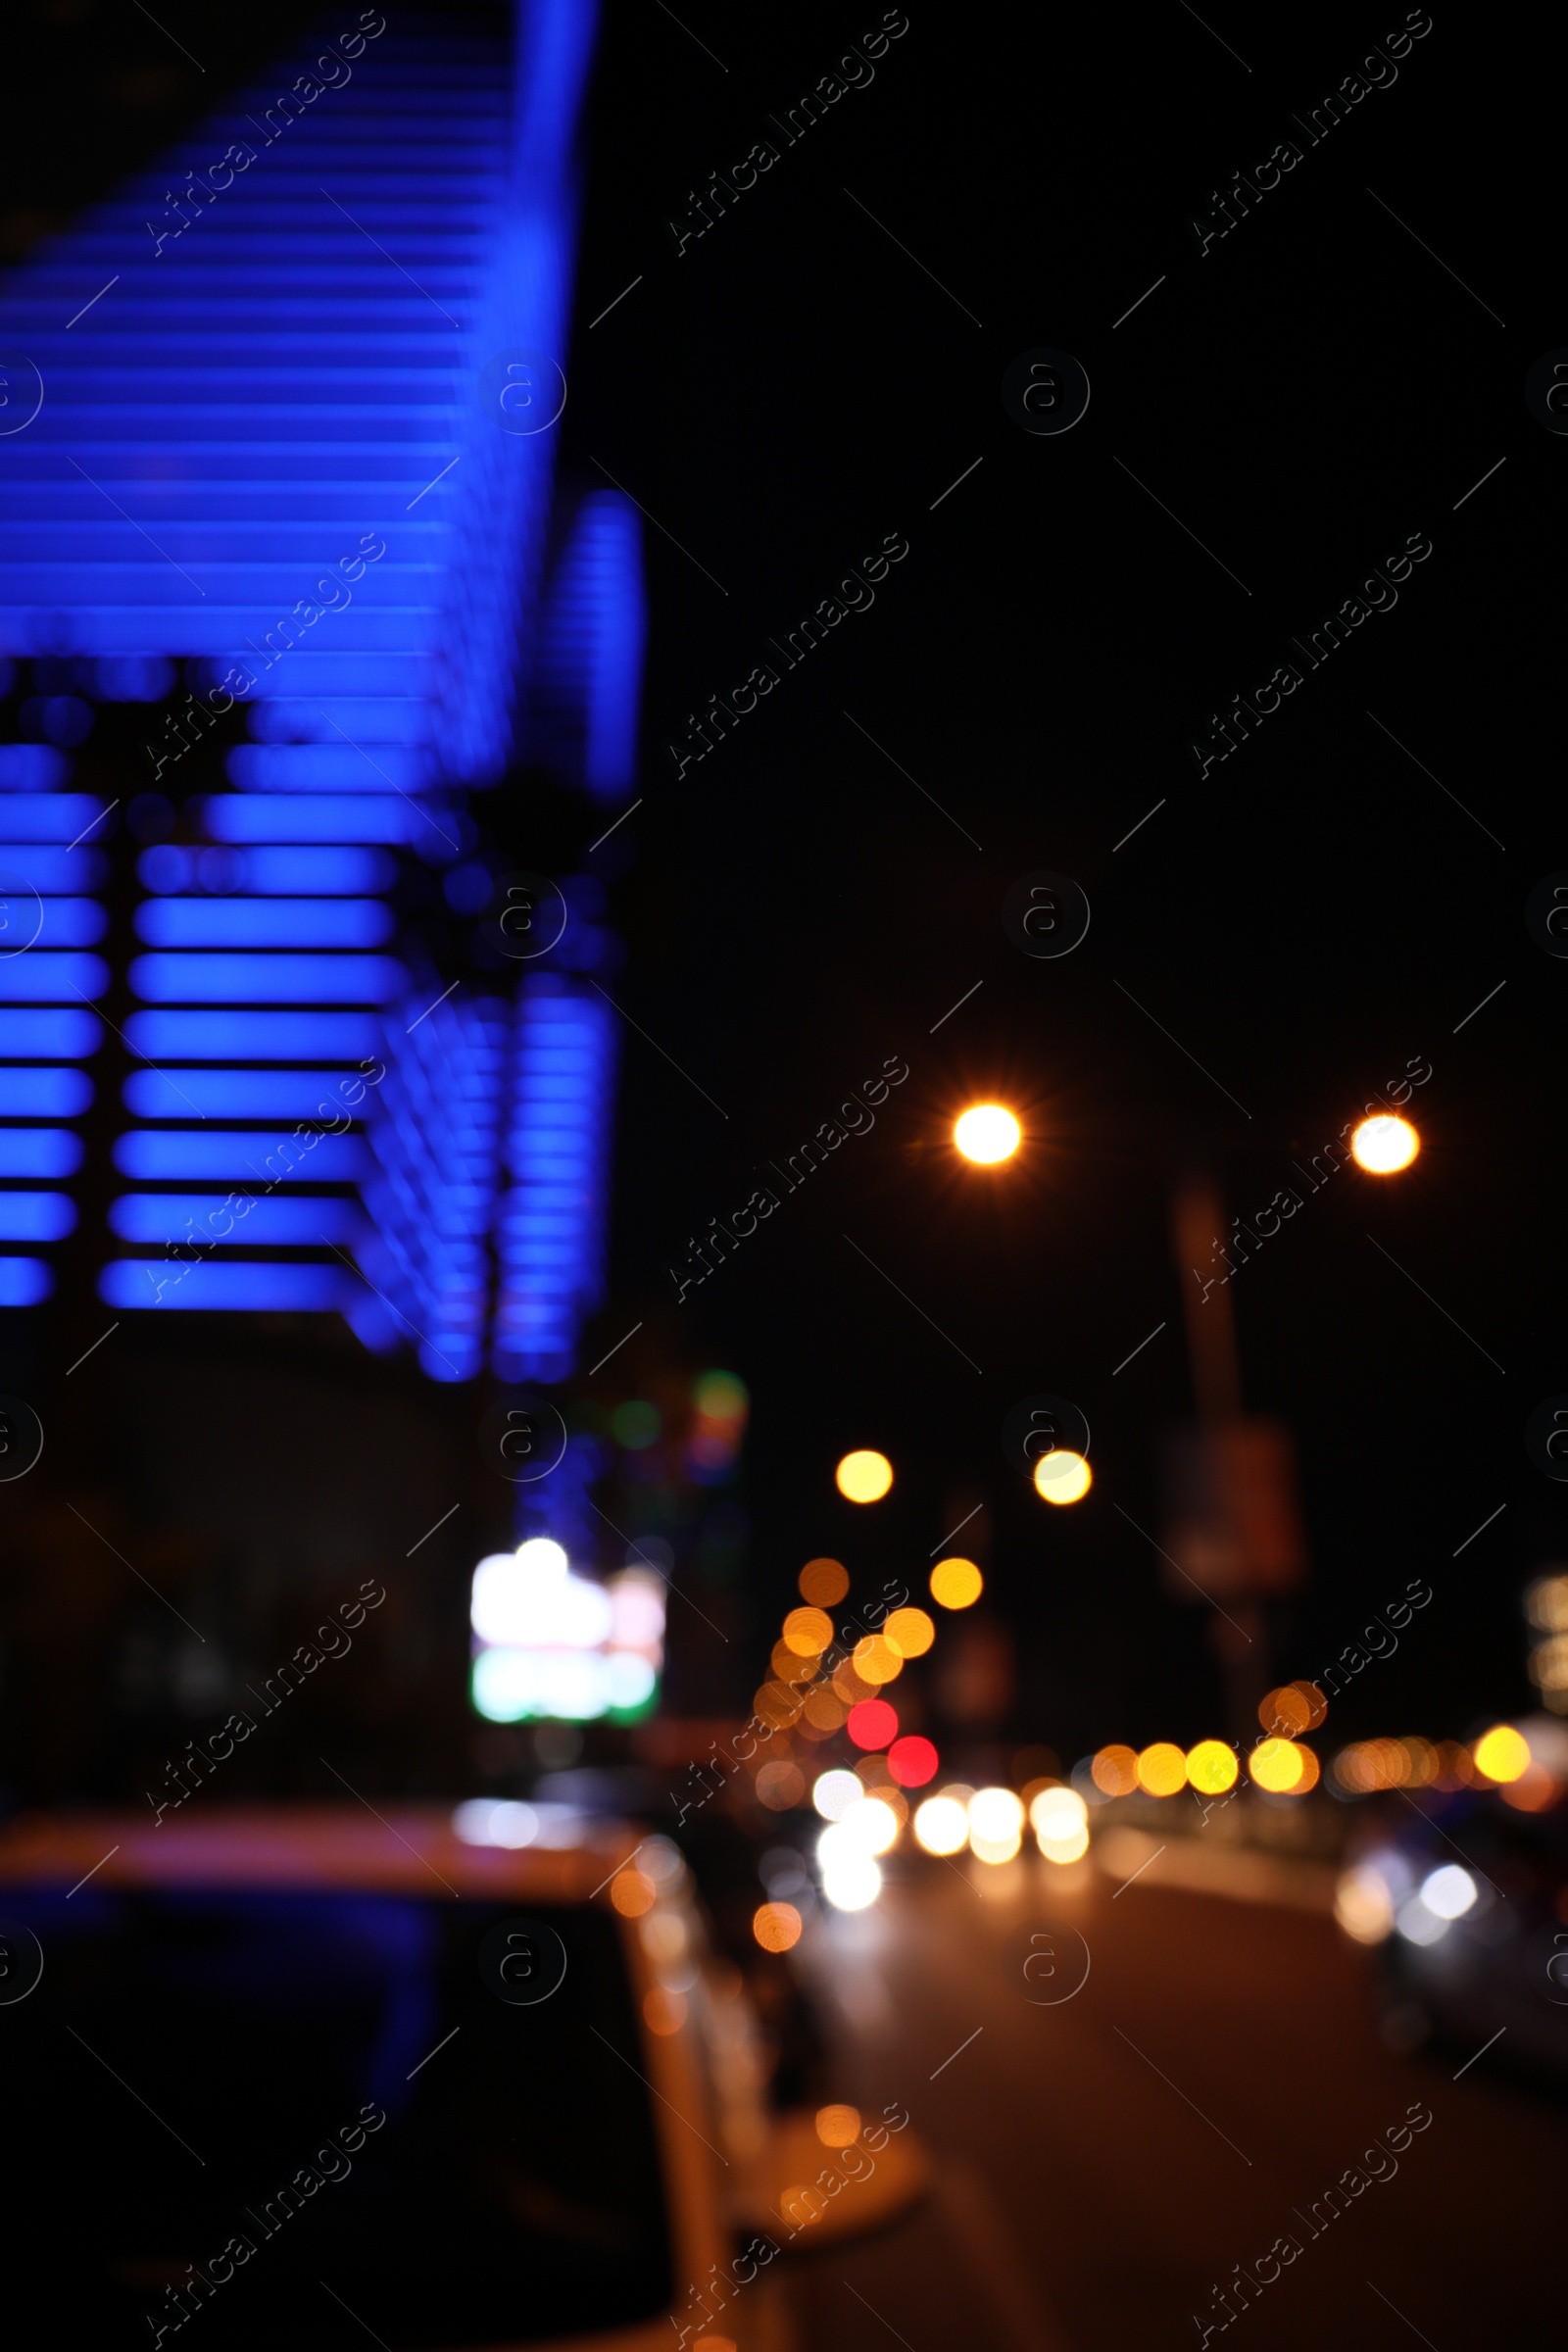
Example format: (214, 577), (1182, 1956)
(0, 1009), (102, 1058)
(134, 899), (394, 949)
(122, 1068), (367, 1121)
(0, 848), (108, 892)
(30, 901), (110, 948)
(123, 1010), (382, 1061)
(139, 846), (397, 896)
(0, 1193), (76, 1243)
(225, 745), (430, 794)
(491, 976), (617, 1383)
(0, 748), (70, 792)
(0, 1068), (93, 1117)
(98, 1262), (349, 1312)
(112, 1131), (371, 1183)
(0, 953), (110, 1003)
(197, 798), (437, 846)
(0, 1130), (84, 1179)
(529, 491), (646, 799)
(0, 796), (108, 839)
(108, 1195), (364, 1247)
(0, 1257), (53, 1305)
(127, 953), (401, 1004)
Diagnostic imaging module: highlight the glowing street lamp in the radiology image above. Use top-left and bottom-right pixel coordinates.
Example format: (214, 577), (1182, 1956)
(1033, 1447), (1091, 1504)
(1350, 1114), (1419, 1174)
(954, 1104), (1020, 1164)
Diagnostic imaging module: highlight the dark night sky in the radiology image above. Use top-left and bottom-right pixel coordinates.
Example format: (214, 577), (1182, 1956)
(3, 0), (1561, 1768)
(561, 0), (1562, 1749)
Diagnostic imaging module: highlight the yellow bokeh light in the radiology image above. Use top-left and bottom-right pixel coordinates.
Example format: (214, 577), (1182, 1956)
(852, 1634), (903, 1685)
(783, 1605), (834, 1657)
(799, 1556), (850, 1606)
(753, 1901), (803, 1953)
(884, 1606), (935, 1658)
(815, 2103), (861, 2148)
(1186, 1739), (1239, 1794)
(930, 1556), (983, 1610)
(1137, 1741), (1188, 1797)
(1472, 1723), (1530, 1784)
(1250, 1738), (1306, 1792)
(836, 1448), (893, 1503)
(954, 1103), (1021, 1164)
(1033, 1448), (1092, 1504)
(912, 1793), (970, 1854)
(1091, 1743), (1140, 1797)
(1350, 1113), (1419, 1174)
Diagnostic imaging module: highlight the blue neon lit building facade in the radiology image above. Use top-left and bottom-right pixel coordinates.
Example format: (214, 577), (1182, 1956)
(0, 3), (642, 1382)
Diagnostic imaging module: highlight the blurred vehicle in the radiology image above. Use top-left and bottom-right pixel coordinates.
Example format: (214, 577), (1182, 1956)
(0, 1805), (927, 2349)
(1334, 1788), (1568, 2085)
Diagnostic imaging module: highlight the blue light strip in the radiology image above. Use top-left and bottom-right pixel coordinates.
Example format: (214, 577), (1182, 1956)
(492, 976), (617, 1383)
(354, 989), (508, 1381)
(0, 769), (105, 1301)
(530, 491), (646, 800)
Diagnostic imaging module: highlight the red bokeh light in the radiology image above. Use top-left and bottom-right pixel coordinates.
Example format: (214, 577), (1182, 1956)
(846, 1698), (899, 1750)
(887, 1734), (938, 1788)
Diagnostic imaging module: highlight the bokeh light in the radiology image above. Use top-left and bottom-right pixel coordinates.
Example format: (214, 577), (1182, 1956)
(610, 1869), (656, 1916)
(1185, 1740), (1239, 1794)
(930, 1556), (983, 1610)
(799, 1556), (850, 1606)
(812, 1768), (862, 1821)
(840, 1796), (900, 1855)
(852, 1635), (903, 1685)
(884, 1606), (935, 1658)
(816, 1825), (883, 1909)
(782, 1605), (834, 1657)
(1420, 1865), (1477, 1920)
(803, 1687), (848, 1733)
(815, 2104), (861, 2147)
(1335, 1861), (1396, 1943)
(967, 1786), (1025, 1863)
(888, 1734), (939, 1788)
(753, 1900), (803, 1953)
(756, 1760), (806, 1810)
(1030, 1785), (1090, 1863)
(847, 1697), (900, 1750)
(1136, 1742), (1187, 1797)
(1250, 1738), (1307, 1792)
(835, 1449), (893, 1502)
(643, 1987), (686, 2035)
(954, 1103), (1021, 1163)
(1472, 1723), (1530, 1783)
(1259, 1685), (1312, 1738)
(1091, 1743), (1140, 1797)
(912, 1793), (970, 1854)
(1033, 1448), (1092, 1504)
(1350, 1113), (1419, 1173)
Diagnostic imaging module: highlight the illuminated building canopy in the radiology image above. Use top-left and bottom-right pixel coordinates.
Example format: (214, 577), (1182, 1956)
(0, 2), (640, 1376)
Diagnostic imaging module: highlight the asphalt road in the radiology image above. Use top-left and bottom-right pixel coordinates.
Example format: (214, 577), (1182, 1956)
(777, 1848), (1568, 2352)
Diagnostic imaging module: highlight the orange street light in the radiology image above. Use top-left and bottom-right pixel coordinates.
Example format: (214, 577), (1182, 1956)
(1350, 1114), (1419, 1174)
(954, 1104), (1021, 1164)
